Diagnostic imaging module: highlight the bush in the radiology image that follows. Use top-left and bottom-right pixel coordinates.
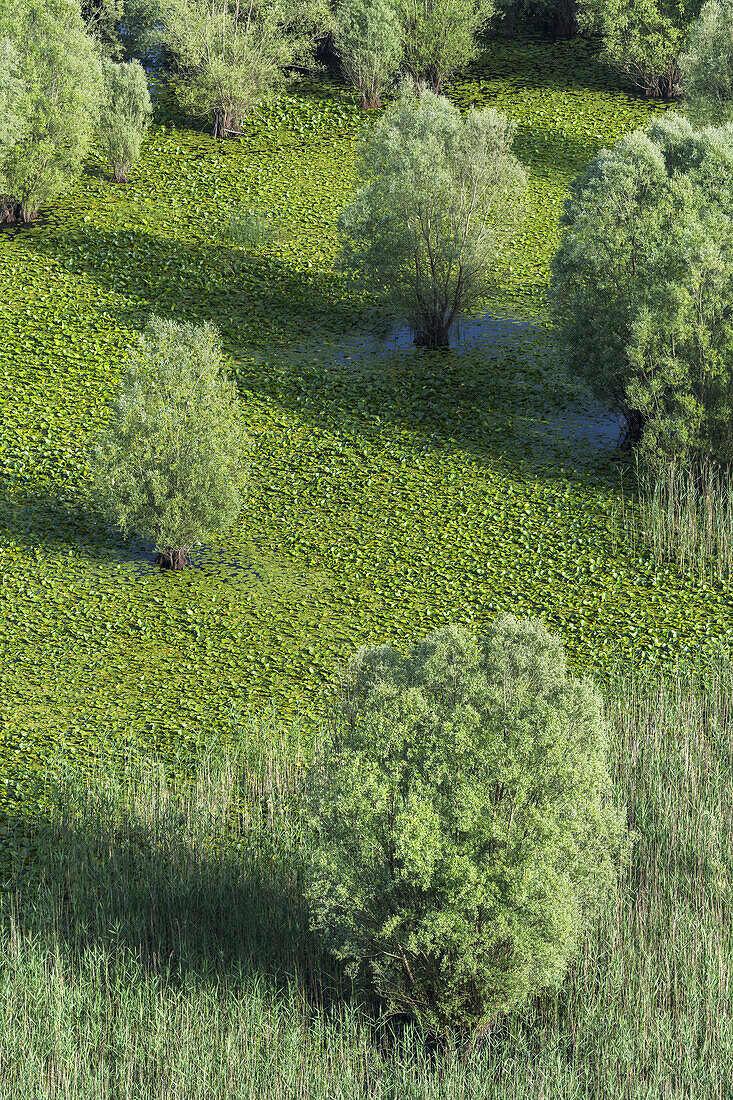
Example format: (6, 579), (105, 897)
(335, 77), (527, 348)
(0, 0), (102, 223)
(677, 0), (733, 128)
(575, 0), (703, 99)
(333, 0), (404, 109)
(547, 110), (733, 470)
(305, 615), (632, 1040)
(90, 314), (250, 569)
(97, 58), (152, 182)
(394, 0), (496, 94)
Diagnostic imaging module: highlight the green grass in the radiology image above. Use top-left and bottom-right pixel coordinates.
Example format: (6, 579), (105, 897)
(1, 649), (732, 1097)
(2, 26), (733, 1096)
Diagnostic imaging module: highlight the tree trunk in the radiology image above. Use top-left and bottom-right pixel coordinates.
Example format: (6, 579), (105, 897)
(155, 547), (189, 570)
(411, 315), (453, 348)
(620, 407), (646, 450)
(0, 197), (28, 224)
(362, 88), (383, 109)
(554, 0), (577, 39)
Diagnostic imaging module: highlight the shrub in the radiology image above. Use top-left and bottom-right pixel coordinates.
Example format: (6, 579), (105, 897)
(305, 615), (632, 1040)
(335, 77), (527, 348)
(97, 58), (152, 182)
(333, 0), (404, 109)
(90, 314), (250, 569)
(547, 110), (733, 470)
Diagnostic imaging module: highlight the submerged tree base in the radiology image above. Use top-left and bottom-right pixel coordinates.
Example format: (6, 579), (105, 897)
(155, 547), (189, 570)
(0, 198), (33, 225)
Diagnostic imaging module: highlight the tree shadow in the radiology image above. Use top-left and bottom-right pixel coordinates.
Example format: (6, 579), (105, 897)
(0, 758), (350, 1018)
(16, 222), (632, 503)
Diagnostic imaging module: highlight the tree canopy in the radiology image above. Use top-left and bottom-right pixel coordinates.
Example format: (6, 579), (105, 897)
(335, 78), (527, 348)
(0, 0), (102, 223)
(306, 616), (632, 1039)
(91, 314), (251, 569)
(548, 111), (733, 470)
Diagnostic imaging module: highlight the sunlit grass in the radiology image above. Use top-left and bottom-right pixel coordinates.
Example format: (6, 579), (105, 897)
(1, 650), (731, 1097)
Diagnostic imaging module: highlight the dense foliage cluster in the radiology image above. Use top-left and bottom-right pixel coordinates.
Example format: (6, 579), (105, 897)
(90, 315), (251, 569)
(336, 77), (527, 347)
(0, 0), (102, 222)
(306, 616), (631, 1038)
(97, 57), (152, 181)
(548, 111), (733, 471)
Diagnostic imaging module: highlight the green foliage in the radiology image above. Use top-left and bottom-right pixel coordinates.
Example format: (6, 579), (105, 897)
(333, 0), (405, 109)
(153, 0), (332, 137)
(394, 0), (496, 92)
(576, 0), (703, 98)
(0, 38), (24, 189)
(90, 314), (251, 567)
(548, 110), (733, 470)
(2, 35), (731, 775)
(306, 615), (631, 1037)
(335, 78), (527, 346)
(0, 0), (102, 223)
(97, 58), (152, 182)
(677, 0), (733, 128)
(80, 0), (125, 60)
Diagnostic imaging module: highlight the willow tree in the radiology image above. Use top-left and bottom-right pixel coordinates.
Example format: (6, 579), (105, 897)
(548, 111), (733, 470)
(333, 0), (404, 109)
(153, 0), (332, 137)
(97, 58), (152, 182)
(0, 0), (102, 223)
(335, 77), (527, 348)
(395, 0), (496, 94)
(91, 315), (250, 570)
(677, 0), (733, 128)
(575, 0), (704, 99)
(306, 616), (633, 1041)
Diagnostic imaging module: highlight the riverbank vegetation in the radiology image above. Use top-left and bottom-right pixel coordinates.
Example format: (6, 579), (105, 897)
(1, 0), (733, 1093)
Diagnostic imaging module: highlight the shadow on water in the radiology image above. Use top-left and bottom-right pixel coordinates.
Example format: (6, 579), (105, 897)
(308, 308), (627, 466)
(327, 310), (543, 363)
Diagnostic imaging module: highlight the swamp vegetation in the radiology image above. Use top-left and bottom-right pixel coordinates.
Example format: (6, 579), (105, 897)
(0, 27), (732, 1097)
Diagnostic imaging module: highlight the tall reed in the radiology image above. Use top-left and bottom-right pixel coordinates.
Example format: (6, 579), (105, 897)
(611, 453), (733, 582)
(0, 656), (731, 1097)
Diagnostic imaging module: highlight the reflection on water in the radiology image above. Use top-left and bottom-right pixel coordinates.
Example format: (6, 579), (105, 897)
(314, 309), (626, 456)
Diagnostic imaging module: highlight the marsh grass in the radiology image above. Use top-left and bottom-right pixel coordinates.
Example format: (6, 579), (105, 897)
(0, 654), (732, 1097)
(610, 453), (733, 582)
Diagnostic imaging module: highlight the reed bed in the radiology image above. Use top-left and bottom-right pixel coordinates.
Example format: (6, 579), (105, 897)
(0, 653), (731, 1098)
(611, 455), (733, 582)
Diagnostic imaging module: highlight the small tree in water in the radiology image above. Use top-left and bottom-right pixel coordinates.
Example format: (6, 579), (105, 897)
(96, 58), (152, 182)
(335, 77), (527, 348)
(333, 0), (404, 110)
(91, 314), (250, 570)
(305, 615), (634, 1043)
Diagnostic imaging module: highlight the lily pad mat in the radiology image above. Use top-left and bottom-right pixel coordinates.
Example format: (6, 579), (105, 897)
(1, 34), (732, 869)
